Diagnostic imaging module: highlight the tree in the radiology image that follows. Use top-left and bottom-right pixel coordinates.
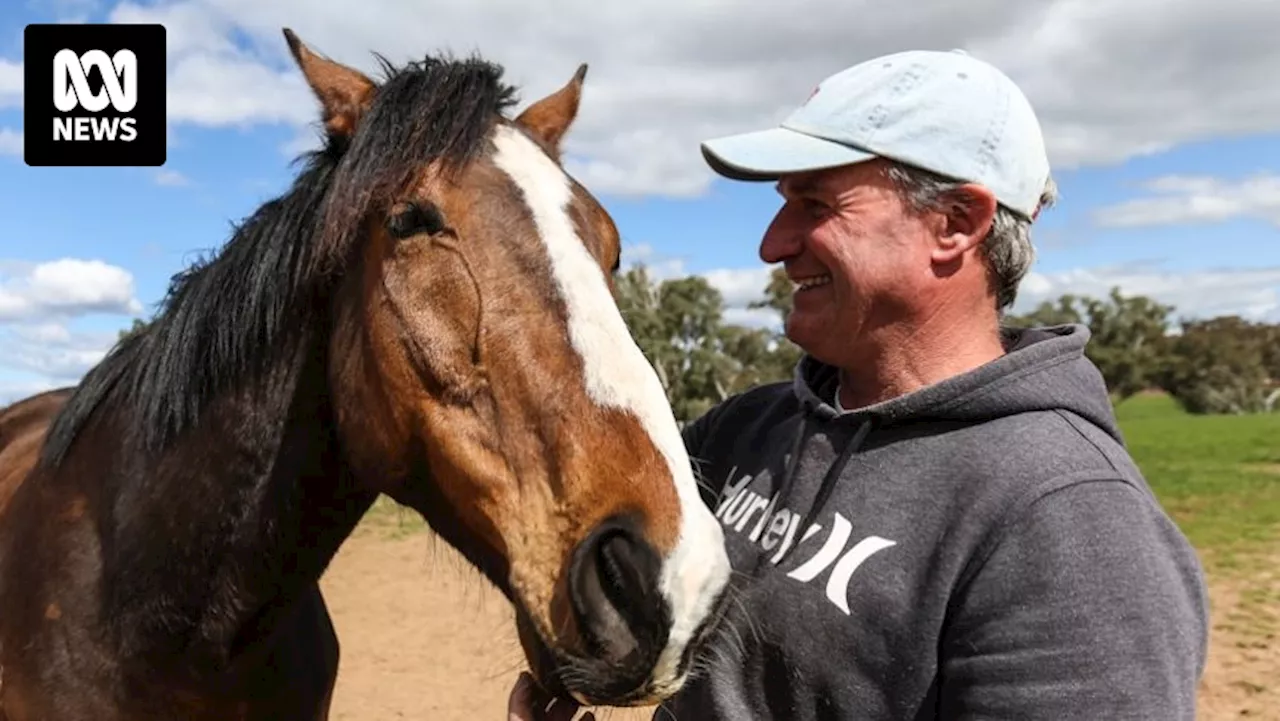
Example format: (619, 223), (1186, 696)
(749, 266), (794, 326)
(613, 264), (669, 388)
(1155, 316), (1279, 415)
(746, 265), (804, 383)
(118, 317), (151, 342)
(1005, 287), (1174, 402)
(1002, 294), (1086, 327)
(613, 263), (800, 424)
(716, 323), (798, 397)
(613, 266), (735, 421)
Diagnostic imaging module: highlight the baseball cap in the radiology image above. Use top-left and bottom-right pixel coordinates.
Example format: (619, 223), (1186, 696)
(700, 49), (1051, 219)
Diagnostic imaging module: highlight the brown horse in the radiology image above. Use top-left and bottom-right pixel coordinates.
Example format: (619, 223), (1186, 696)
(0, 29), (732, 720)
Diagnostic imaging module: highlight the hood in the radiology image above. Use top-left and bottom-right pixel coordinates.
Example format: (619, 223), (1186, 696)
(791, 323), (1122, 444)
(763, 323), (1120, 566)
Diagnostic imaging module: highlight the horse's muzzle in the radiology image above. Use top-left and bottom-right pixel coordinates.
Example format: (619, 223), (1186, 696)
(557, 513), (673, 703)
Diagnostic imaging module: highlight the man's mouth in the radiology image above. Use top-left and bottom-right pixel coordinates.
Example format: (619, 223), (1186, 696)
(792, 273), (832, 292)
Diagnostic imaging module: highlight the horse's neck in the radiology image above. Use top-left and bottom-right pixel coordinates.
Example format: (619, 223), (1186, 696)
(89, 338), (376, 673)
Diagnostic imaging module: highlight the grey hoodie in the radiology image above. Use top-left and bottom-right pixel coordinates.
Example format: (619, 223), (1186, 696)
(659, 324), (1208, 720)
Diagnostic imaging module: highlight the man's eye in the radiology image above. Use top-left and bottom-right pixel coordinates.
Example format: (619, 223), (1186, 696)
(803, 198), (830, 216)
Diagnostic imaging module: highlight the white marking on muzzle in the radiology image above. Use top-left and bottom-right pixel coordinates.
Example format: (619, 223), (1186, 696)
(491, 123), (731, 692)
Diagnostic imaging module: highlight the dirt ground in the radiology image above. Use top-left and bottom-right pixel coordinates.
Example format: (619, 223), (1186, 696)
(1196, 555), (1280, 720)
(319, 510), (1278, 721)
(318, 511), (654, 721)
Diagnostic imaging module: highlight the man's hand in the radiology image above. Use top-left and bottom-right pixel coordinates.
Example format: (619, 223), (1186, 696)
(506, 672), (595, 721)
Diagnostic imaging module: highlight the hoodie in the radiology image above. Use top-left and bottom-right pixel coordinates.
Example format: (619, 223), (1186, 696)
(659, 324), (1208, 721)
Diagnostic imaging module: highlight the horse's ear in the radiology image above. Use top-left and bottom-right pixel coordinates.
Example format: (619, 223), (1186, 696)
(515, 63), (588, 154)
(283, 28), (376, 139)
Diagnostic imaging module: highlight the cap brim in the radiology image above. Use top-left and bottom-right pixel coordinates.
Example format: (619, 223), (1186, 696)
(700, 126), (876, 181)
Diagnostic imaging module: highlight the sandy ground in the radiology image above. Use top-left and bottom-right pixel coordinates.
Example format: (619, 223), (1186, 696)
(318, 510), (654, 721)
(1196, 555), (1280, 720)
(319, 508), (1278, 721)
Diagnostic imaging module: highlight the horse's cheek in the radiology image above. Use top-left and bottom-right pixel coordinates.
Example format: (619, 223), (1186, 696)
(381, 237), (484, 403)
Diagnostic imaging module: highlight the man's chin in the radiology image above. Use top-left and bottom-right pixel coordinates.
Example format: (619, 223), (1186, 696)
(785, 313), (829, 352)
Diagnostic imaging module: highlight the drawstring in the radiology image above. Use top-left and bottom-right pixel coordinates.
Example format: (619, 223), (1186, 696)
(794, 419), (871, 551)
(769, 414), (874, 565)
(746, 416), (812, 577)
(774, 416), (815, 509)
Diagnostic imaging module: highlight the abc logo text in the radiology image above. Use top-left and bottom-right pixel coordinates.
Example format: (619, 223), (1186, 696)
(53, 48), (140, 143)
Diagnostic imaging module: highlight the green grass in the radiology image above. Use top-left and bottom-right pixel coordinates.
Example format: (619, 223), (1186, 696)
(1116, 392), (1280, 574)
(356, 495), (429, 539)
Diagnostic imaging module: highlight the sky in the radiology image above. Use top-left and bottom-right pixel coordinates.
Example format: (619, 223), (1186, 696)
(0, 0), (1277, 404)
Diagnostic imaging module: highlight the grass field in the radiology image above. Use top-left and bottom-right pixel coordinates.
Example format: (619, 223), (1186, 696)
(1118, 391), (1280, 569)
(1115, 392), (1279, 716)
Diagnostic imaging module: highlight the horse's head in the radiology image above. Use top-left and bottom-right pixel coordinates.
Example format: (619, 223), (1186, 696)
(282, 31), (731, 706)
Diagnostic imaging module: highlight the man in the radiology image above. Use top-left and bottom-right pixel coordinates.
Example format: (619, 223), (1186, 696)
(510, 48), (1208, 720)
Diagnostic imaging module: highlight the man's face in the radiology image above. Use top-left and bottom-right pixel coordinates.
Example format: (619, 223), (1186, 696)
(758, 158), (935, 366)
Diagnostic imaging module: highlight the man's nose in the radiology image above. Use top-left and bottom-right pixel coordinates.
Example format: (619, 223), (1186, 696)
(759, 211), (802, 264)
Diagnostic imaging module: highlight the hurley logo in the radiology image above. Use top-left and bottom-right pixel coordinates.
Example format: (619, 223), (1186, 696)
(714, 469), (897, 616)
(24, 23), (166, 167)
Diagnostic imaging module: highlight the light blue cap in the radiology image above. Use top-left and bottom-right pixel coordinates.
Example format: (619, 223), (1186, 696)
(700, 49), (1051, 219)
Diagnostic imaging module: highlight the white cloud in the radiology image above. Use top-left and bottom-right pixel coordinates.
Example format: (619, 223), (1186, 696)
(0, 0), (1265, 198)
(0, 59), (20, 110)
(723, 306), (781, 330)
(106, 1), (315, 129)
(153, 168), (190, 186)
(1014, 262), (1280, 323)
(0, 378), (64, 407)
(279, 126), (323, 159)
(965, 0), (1280, 168)
(701, 266), (774, 309)
(164, 53), (312, 127)
(29, 0), (104, 22)
(0, 319), (120, 406)
(1092, 174), (1280, 228)
(619, 243), (780, 325)
(0, 128), (21, 157)
(0, 258), (143, 402)
(622, 242), (656, 264)
(619, 242), (690, 281)
(0, 258), (144, 321)
(0, 321), (118, 382)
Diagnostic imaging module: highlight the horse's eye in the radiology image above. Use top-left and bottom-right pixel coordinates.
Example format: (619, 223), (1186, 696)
(386, 201), (447, 239)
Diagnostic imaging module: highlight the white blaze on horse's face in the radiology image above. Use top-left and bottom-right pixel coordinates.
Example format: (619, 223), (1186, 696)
(491, 123), (732, 695)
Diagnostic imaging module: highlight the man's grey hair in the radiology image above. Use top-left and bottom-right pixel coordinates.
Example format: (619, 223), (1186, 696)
(882, 162), (1058, 311)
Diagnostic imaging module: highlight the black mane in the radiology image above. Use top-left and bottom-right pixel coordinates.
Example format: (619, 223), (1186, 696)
(41, 52), (520, 465)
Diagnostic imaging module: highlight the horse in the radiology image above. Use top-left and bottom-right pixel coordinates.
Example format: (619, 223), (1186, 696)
(0, 29), (732, 720)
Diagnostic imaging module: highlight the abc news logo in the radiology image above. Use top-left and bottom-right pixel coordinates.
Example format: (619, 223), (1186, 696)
(25, 24), (166, 167)
(53, 48), (140, 142)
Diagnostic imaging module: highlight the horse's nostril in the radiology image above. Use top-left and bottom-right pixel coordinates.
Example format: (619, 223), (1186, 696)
(569, 515), (667, 665)
(596, 530), (644, 607)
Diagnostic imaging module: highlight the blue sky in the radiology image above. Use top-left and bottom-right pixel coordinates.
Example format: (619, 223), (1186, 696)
(1, 0), (1277, 403)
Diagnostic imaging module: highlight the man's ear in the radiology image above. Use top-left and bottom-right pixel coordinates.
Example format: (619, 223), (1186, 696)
(931, 184), (997, 264)
(283, 28), (376, 140)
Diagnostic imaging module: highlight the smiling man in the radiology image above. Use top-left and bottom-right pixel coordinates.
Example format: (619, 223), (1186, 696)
(509, 48), (1209, 721)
